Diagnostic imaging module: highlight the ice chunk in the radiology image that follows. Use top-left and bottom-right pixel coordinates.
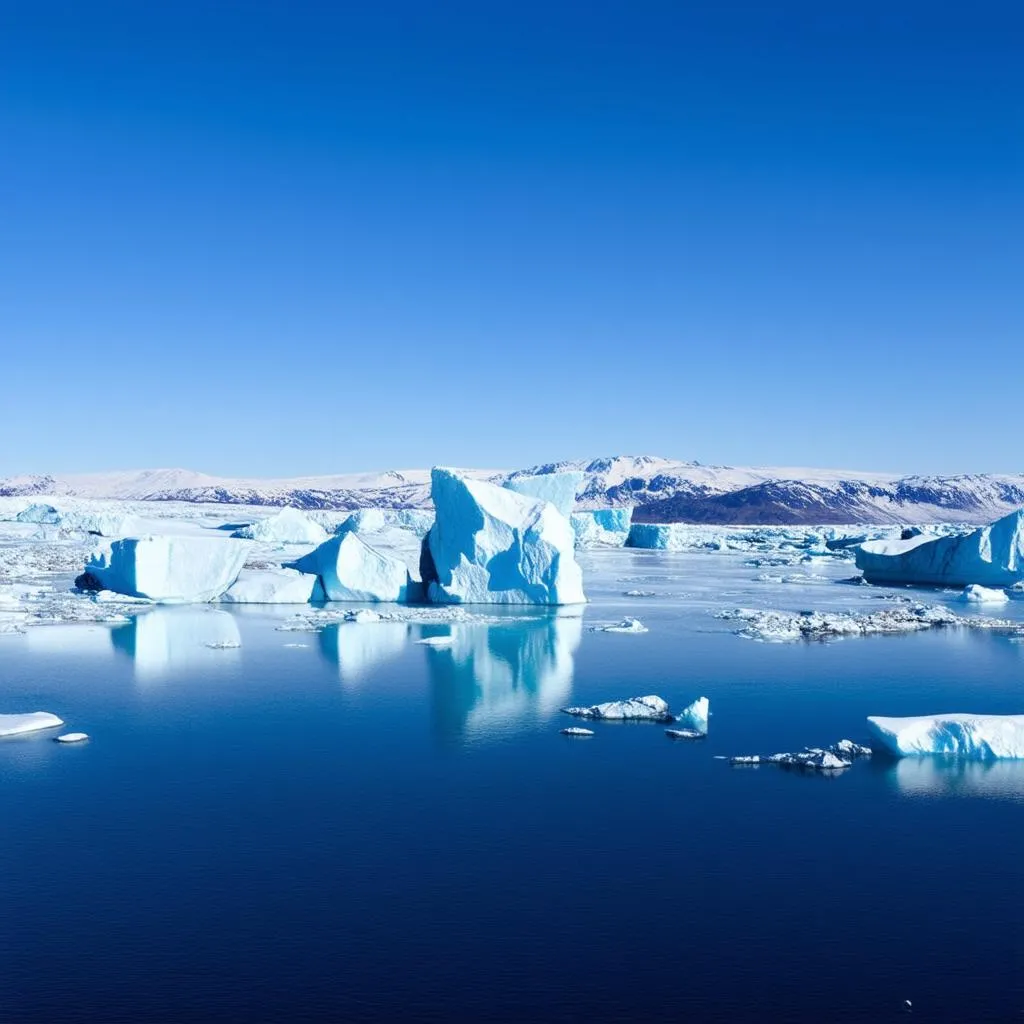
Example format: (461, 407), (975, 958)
(55, 732), (89, 743)
(560, 727), (594, 737)
(856, 510), (1024, 587)
(867, 713), (1024, 759)
(416, 635), (455, 646)
(421, 469), (586, 606)
(336, 508), (434, 538)
(561, 695), (672, 721)
(82, 536), (249, 603)
(231, 507), (328, 545)
(666, 728), (704, 740)
(591, 617), (648, 633)
(290, 533), (412, 602)
(0, 711), (64, 737)
(503, 471), (584, 517)
(15, 503), (61, 525)
(220, 568), (322, 604)
(571, 509), (632, 548)
(960, 584), (1008, 604)
(676, 696), (710, 734)
(730, 740), (871, 770)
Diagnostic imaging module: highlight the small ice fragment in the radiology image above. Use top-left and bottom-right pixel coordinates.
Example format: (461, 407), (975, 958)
(730, 755), (761, 765)
(560, 727), (595, 737)
(416, 636), (455, 647)
(205, 641), (241, 650)
(665, 728), (704, 740)
(344, 609), (382, 623)
(591, 617), (648, 633)
(56, 732), (89, 744)
(960, 584), (1009, 604)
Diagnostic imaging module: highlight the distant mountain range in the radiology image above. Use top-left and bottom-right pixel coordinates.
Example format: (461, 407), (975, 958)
(2, 456), (1022, 525)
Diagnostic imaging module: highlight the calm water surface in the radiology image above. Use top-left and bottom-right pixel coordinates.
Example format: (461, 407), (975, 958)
(1, 553), (1022, 1022)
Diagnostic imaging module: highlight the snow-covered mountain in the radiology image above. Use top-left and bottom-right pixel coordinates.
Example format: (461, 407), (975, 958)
(2, 456), (1022, 525)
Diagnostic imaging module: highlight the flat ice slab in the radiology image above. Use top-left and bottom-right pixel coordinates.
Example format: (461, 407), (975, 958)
(960, 584), (1008, 604)
(0, 712), (64, 737)
(562, 695), (672, 721)
(55, 732), (89, 743)
(867, 714), (1024, 759)
(560, 727), (595, 737)
(666, 728), (704, 740)
(232, 507), (328, 545)
(591, 617), (648, 633)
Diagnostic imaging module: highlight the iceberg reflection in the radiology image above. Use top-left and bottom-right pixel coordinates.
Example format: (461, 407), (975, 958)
(317, 620), (410, 687)
(426, 610), (583, 743)
(892, 756), (1024, 801)
(110, 608), (242, 681)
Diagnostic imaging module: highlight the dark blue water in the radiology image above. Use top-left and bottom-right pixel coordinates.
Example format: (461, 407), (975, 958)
(1, 592), (1022, 1022)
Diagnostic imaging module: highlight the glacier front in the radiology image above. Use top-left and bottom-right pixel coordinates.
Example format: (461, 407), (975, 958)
(421, 469), (585, 606)
(867, 713), (1024, 759)
(81, 536), (250, 603)
(855, 510), (1024, 587)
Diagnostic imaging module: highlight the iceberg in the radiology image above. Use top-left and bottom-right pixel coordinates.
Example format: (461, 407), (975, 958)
(231, 507), (328, 545)
(729, 741), (871, 770)
(560, 727), (594, 737)
(665, 728), (704, 740)
(856, 510), (1024, 587)
(81, 536), (249, 603)
(867, 713), (1024, 759)
(56, 732), (89, 743)
(591, 617), (648, 633)
(421, 469), (586, 606)
(337, 508), (434, 537)
(220, 568), (322, 604)
(676, 696), (710, 734)
(0, 711), (64, 737)
(503, 471), (584, 517)
(15, 503), (62, 525)
(960, 584), (1008, 604)
(626, 523), (687, 550)
(290, 532), (412, 602)
(571, 509), (632, 548)
(561, 695), (672, 721)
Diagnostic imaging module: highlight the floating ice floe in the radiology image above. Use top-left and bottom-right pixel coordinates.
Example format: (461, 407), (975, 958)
(590, 617), (648, 634)
(562, 695), (672, 721)
(503, 471), (584, 517)
(623, 589), (657, 598)
(856, 510), (1024, 588)
(231, 507), (328, 545)
(0, 711), (64, 737)
(422, 469), (586, 605)
(959, 584), (1009, 604)
(560, 727), (595, 737)
(571, 509), (632, 548)
(80, 535), (250, 603)
(719, 604), (1016, 642)
(55, 732), (88, 743)
(290, 532), (413, 602)
(665, 728), (705, 740)
(729, 740), (872, 771)
(220, 567), (322, 604)
(867, 714), (1024, 759)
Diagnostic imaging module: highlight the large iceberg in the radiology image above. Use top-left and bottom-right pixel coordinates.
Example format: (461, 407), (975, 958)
(337, 508), (434, 537)
(0, 711), (64, 736)
(867, 713), (1024, 759)
(290, 532), (413, 602)
(856, 510), (1024, 587)
(232, 507), (328, 545)
(220, 567), (323, 604)
(571, 509), (632, 548)
(421, 469), (585, 606)
(15, 503), (62, 525)
(81, 536), (249, 603)
(502, 471), (584, 517)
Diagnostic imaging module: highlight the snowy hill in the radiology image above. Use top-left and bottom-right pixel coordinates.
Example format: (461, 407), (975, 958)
(1, 456), (1022, 525)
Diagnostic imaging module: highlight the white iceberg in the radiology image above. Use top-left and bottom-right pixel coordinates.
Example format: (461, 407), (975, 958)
(220, 568), (322, 604)
(571, 508), (632, 548)
(503, 471), (584, 517)
(422, 469), (586, 606)
(232, 507), (328, 545)
(676, 696), (710, 734)
(56, 732), (89, 743)
(562, 694), (672, 721)
(856, 510), (1024, 587)
(867, 713), (1024, 759)
(591, 617), (648, 633)
(81, 536), (249, 603)
(0, 711), (64, 737)
(290, 532), (412, 602)
(960, 584), (1009, 604)
(337, 508), (434, 538)
(560, 727), (594, 737)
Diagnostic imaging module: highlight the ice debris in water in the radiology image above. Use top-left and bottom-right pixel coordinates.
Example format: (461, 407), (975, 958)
(867, 714), (1024, 759)
(729, 740), (872, 771)
(623, 590), (657, 598)
(959, 584), (1008, 604)
(0, 712), (64, 737)
(416, 635), (454, 646)
(589, 617), (648, 633)
(562, 695), (673, 722)
(718, 604), (1016, 642)
(205, 640), (241, 650)
(666, 728), (705, 740)
(560, 727), (595, 737)
(55, 732), (89, 744)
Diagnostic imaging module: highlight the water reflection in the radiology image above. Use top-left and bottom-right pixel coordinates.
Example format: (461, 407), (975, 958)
(317, 621), (410, 687)
(425, 610), (583, 743)
(110, 608), (242, 681)
(891, 756), (1024, 801)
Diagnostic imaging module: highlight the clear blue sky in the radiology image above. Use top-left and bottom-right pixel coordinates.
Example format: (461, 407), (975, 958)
(1, 1), (1021, 477)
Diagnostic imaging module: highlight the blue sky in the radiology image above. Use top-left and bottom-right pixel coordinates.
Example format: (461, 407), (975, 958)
(1, 1), (1021, 477)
